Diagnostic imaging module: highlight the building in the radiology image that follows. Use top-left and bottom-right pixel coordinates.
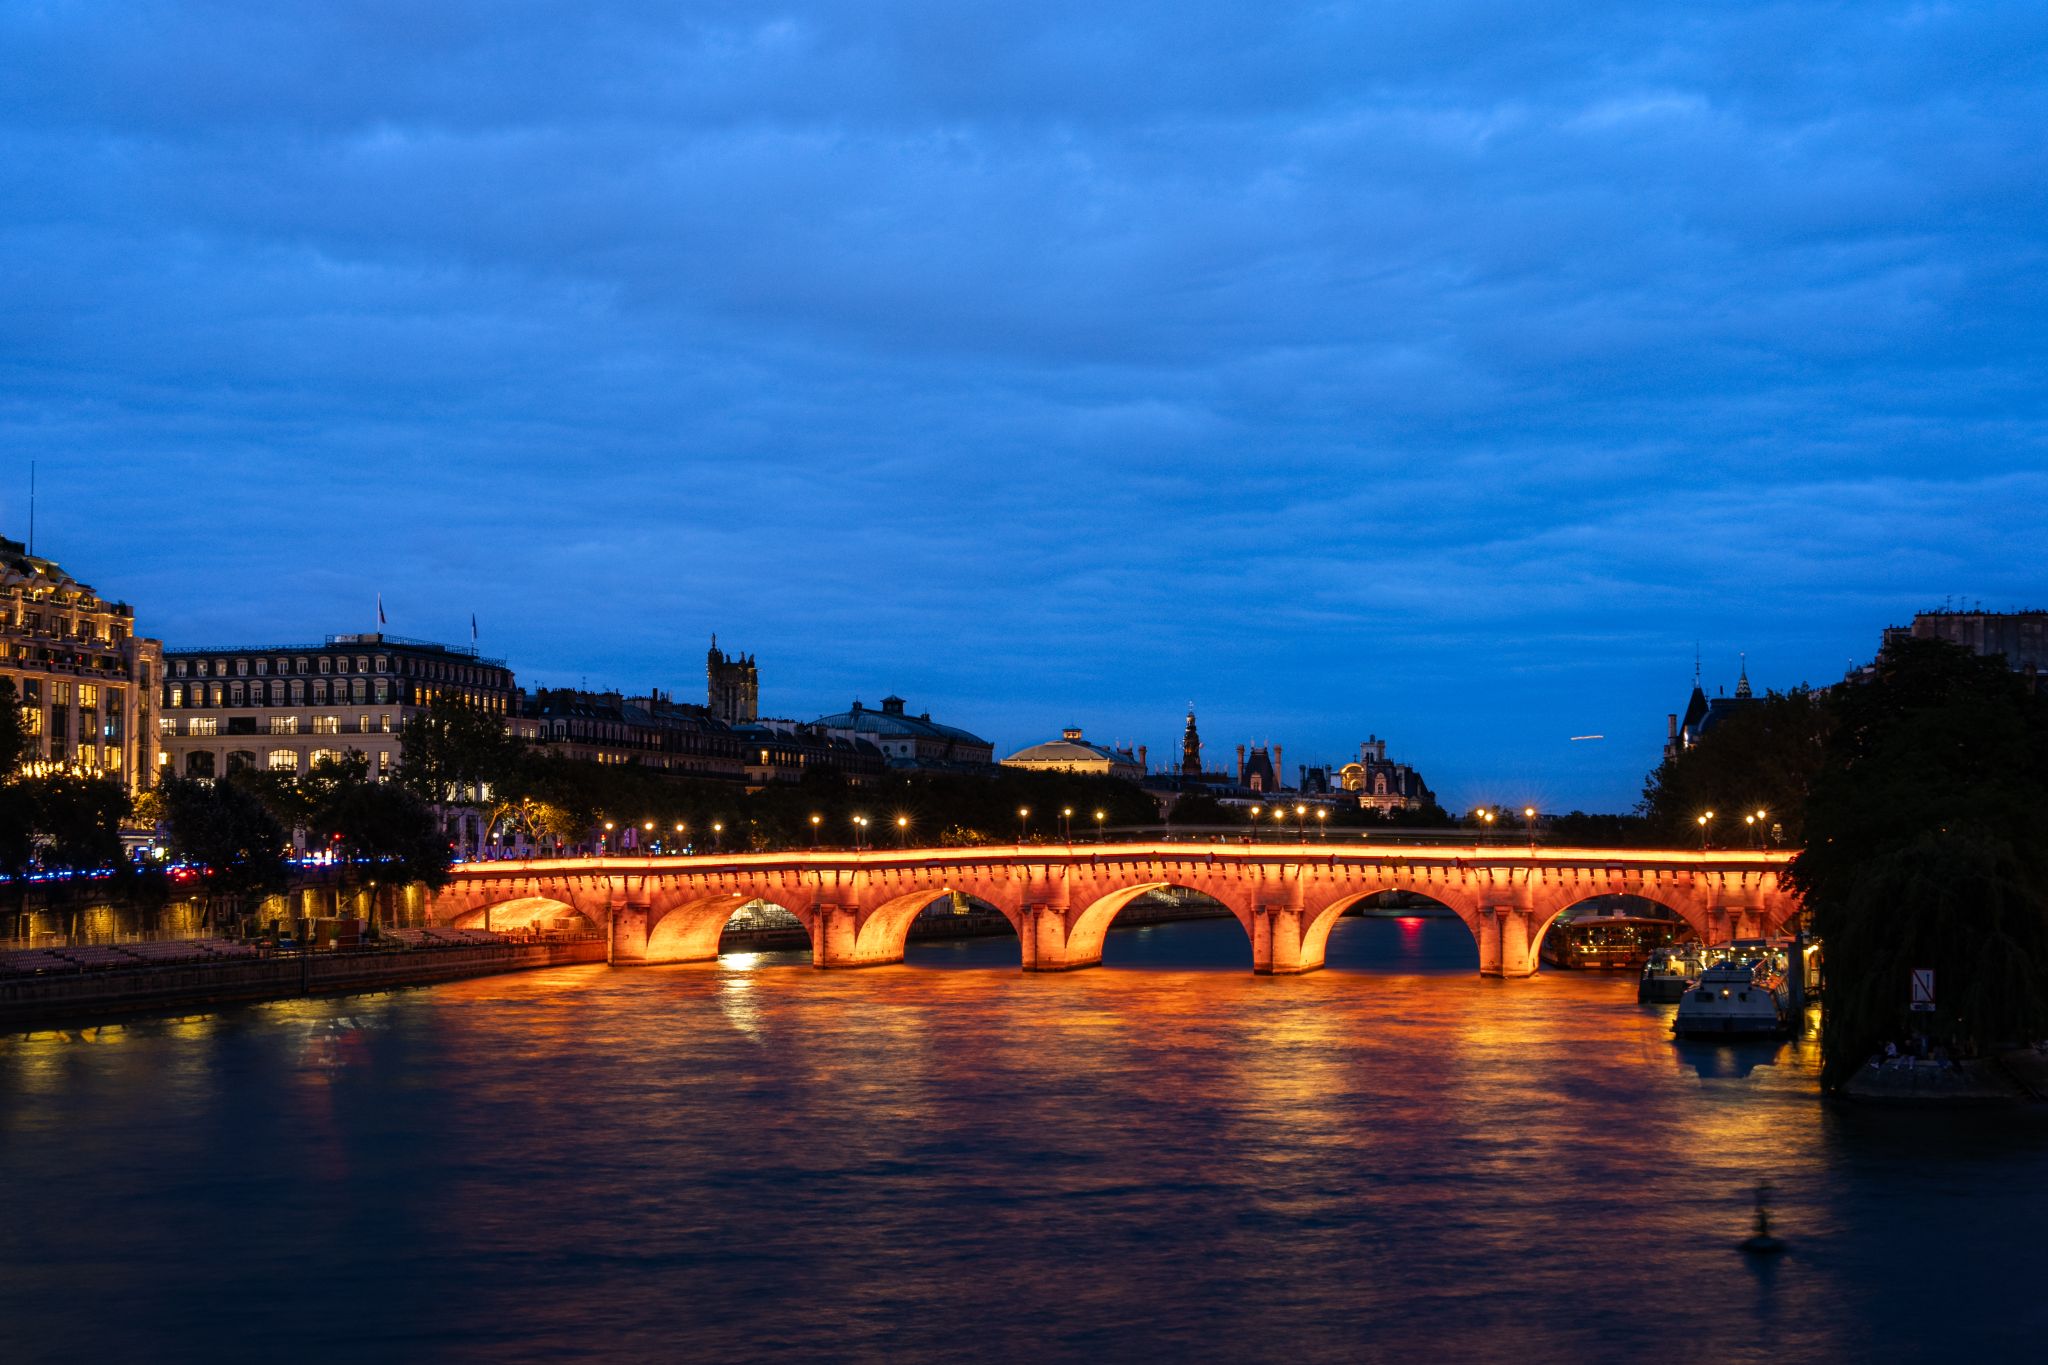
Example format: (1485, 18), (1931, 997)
(707, 637), (759, 723)
(733, 719), (887, 787)
(1336, 736), (1436, 813)
(1001, 728), (1144, 781)
(811, 695), (994, 770)
(0, 535), (161, 798)
(1889, 609), (2045, 691)
(158, 633), (515, 783)
(1663, 657), (1757, 763)
(1235, 743), (1283, 794)
(513, 686), (746, 780)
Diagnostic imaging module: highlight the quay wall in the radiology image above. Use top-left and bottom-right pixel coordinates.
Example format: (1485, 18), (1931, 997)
(1, 940), (607, 1031)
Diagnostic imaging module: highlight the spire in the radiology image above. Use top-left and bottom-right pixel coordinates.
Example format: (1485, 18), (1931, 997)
(1735, 652), (1752, 699)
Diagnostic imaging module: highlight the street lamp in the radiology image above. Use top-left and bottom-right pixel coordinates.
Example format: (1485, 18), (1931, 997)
(896, 814), (910, 848)
(1061, 806), (1074, 841)
(711, 820), (724, 853)
(1698, 810), (1714, 850)
(1094, 808), (1106, 843)
(852, 814), (869, 850)
(673, 821), (686, 855)
(602, 820), (614, 856)
(643, 820), (654, 854)
(1017, 806), (1030, 842)
(810, 813), (822, 849)
(1294, 803), (1306, 839)
(1523, 806), (1537, 851)
(1316, 807), (1328, 840)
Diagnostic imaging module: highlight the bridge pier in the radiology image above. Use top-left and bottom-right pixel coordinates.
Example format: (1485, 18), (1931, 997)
(808, 903), (904, 968)
(1018, 902), (1094, 971)
(1477, 906), (1542, 978)
(609, 895), (649, 965)
(1252, 907), (1317, 975)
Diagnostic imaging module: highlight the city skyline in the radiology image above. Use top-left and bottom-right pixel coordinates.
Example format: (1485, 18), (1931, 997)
(7, 3), (2045, 810)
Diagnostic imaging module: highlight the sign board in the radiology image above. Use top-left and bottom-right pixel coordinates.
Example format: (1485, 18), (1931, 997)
(1909, 968), (1935, 1013)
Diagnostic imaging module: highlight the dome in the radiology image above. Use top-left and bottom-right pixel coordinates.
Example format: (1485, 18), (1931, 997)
(1003, 739), (1115, 765)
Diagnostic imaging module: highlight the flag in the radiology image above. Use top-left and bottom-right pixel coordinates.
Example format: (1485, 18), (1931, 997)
(470, 613), (478, 644)
(377, 593), (386, 626)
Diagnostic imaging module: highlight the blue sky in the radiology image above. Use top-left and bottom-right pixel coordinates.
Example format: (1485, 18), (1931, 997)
(4, 2), (2044, 810)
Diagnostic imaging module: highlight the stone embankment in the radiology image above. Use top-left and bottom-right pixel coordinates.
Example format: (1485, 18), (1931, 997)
(1, 937), (607, 1031)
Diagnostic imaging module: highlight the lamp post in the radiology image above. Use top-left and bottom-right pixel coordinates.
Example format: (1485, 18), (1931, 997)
(1315, 807), (1327, 840)
(642, 820), (654, 855)
(1523, 806), (1537, 852)
(711, 820), (724, 853)
(1698, 810), (1714, 850)
(1294, 803), (1306, 839)
(810, 813), (822, 849)
(896, 814), (910, 848)
(674, 821), (686, 855)
(1061, 806), (1074, 842)
(1017, 807), (1030, 842)
(1094, 808), (1106, 843)
(852, 814), (868, 850)
(1249, 805), (1261, 841)
(602, 820), (614, 856)
(1754, 808), (1769, 848)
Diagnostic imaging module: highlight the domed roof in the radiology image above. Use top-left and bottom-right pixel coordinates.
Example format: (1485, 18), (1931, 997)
(1003, 739), (1118, 765)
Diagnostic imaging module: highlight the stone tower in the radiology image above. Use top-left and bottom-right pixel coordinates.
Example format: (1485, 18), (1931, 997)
(1181, 707), (1203, 778)
(706, 635), (758, 724)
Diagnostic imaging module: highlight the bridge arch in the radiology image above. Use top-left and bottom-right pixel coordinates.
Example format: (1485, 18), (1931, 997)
(1299, 888), (1483, 973)
(451, 896), (597, 933)
(1065, 882), (1251, 971)
(855, 887), (1023, 964)
(645, 893), (812, 965)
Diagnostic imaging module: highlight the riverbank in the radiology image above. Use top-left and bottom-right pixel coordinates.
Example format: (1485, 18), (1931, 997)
(0, 937), (607, 1031)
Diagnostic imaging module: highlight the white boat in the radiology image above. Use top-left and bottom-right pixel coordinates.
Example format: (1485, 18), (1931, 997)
(1672, 958), (1790, 1038)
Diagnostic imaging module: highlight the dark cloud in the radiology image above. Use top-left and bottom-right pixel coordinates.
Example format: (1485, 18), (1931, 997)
(3, 2), (2043, 807)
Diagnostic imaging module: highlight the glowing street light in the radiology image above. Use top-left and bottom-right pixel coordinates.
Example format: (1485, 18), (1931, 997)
(810, 813), (822, 849)
(1697, 809), (1714, 850)
(896, 814), (910, 848)
(1094, 808), (1106, 843)
(1061, 806), (1074, 841)
(602, 820), (615, 856)
(852, 814), (869, 850)
(1017, 806), (1031, 842)
(1315, 807), (1328, 840)
(1294, 803), (1307, 838)
(711, 820), (724, 853)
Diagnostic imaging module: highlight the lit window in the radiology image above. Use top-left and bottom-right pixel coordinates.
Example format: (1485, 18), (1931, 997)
(169, 685), (184, 708)
(269, 715), (299, 735)
(267, 749), (299, 772)
(312, 715), (340, 735)
(358, 714), (372, 733)
(189, 717), (218, 736)
(158, 718), (177, 736)
(380, 713), (391, 733)
(310, 748), (343, 768)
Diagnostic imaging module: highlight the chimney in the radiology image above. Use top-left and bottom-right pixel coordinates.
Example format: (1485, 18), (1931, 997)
(1138, 744), (1148, 772)
(1666, 713), (1678, 741)
(1274, 744), (1283, 785)
(1236, 744), (1246, 784)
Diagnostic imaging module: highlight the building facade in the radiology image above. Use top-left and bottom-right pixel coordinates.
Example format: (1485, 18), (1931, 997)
(812, 695), (995, 770)
(707, 637), (759, 724)
(1001, 727), (1144, 780)
(1892, 609), (2046, 691)
(0, 536), (161, 798)
(1337, 735), (1436, 813)
(158, 634), (515, 782)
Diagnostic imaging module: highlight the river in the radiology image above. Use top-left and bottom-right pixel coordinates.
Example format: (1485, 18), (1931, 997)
(3, 916), (2044, 1362)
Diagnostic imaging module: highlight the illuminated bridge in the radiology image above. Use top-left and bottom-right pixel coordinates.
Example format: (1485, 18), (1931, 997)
(428, 844), (1801, 977)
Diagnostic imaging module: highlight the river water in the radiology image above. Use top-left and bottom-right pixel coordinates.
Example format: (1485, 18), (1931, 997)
(3, 917), (2044, 1362)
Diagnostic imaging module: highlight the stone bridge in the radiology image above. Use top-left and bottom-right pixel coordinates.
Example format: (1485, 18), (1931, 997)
(426, 843), (1801, 977)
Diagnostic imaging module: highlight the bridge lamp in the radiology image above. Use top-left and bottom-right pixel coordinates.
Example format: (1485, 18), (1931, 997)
(1017, 807), (1030, 841)
(1315, 808), (1328, 839)
(1094, 808), (1106, 842)
(712, 820), (724, 852)
(810, 813), (822, 848)
(896, 814), (910, 847)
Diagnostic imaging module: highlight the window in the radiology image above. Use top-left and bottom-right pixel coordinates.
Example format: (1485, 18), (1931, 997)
(356, 656), (369, 674)
(312, 715), (340, 735)
(290, 681), (305, 704)
(174, 660), (188, 677)
(159, 718), (177, 736)
(269, 715), (299, 735)
(351, 679), (368, 703)
(254, 658), (268, 675)
(235, 658), (249, 676)
(54, 681), (71, 705)
(380, 713), (392, 733)
(374, 679), (391, 703)
(374, 655), (388, 673)
(310, 748), (344, 768)
(266, 749), (299, 772)
(229, 683), (245, 706)
(169, 685), (184, 708)
(209, 684), (224, 707)
(358, 714), (373, 733)
(186, 751), (214, 778)
(79, 684), (98, 708)
(294, 657), (309, 674)
(377, 750), (390, 775)
(319, 657), (332, 674)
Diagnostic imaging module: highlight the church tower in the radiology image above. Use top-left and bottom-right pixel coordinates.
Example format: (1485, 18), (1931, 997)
(1181, 707), (1203, 778)
(707, 635), (759, 723)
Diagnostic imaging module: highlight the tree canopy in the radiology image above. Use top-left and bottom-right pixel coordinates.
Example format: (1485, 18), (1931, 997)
(1789, 637), (2048, 1088)
(1639, 687), (1831, 845)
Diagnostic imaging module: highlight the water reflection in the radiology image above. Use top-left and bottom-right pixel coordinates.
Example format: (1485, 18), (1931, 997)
(2, 919), (2045, 1362)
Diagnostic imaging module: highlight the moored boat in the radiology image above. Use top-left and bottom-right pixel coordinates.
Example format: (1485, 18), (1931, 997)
(1672, 957), (1791, 1038)
(1540, 913), (1688, 971)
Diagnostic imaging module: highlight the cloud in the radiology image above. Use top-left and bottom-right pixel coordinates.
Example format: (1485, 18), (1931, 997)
(3, 1), (2044, 808)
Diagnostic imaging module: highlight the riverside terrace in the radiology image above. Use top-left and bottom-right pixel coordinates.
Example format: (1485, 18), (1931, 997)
(429, 843), (1802, 977)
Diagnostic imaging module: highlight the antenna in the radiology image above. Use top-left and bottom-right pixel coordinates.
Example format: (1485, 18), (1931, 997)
(27, 459), (34, 555)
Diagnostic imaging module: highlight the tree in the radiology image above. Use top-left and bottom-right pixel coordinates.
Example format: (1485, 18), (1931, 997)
(319, 780), (451, 921)
(397, 696), (520, 855)
(1790, 638), (2048, 1089)
(1640, 687), (1831, 845)
(0, 677), (28, 776)
(26, 774), (130, 874)
(159, 775), (290, 933)
(1168, 791), (1231, 825)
